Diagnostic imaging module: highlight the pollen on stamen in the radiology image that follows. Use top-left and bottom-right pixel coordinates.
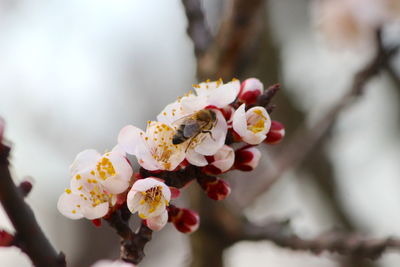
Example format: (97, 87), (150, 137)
(75, 174), (81, 180)
(72, 210), (76, 214)
(65, 189), (72, 194)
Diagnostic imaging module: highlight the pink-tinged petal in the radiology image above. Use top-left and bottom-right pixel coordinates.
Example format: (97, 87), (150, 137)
(118, 125), (147, 155)
(234, 146), (261, 171)
(211, 145), (235, 173)
(264, 120), (285, 144)
(81, 202), (109, 220)
(194, 111), (227, 155)
(160, 183), (171, 202)
(70, 149), (101, 175)
(238, 78), (264, 105)
(206, 80), (240, 107)
(111, 144), (127, 156)
(186, 149), (208, 166)
(146, 210), (168, 231)
(232, 104), (247, 136)
(170, 187), (181, 199)
(57, 192), (84, 220)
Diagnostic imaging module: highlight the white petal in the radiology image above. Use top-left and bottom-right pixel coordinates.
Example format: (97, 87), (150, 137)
(101, 174), (130, 195)
(126, 190), (143, 214)
(194, 110), (227, 155)
(131, 177), (165, 192)
(70, 149), (101, 175)
(81, 202), (109, 220)
(57, 192), (84, 220)
(103, 152), (133, 194)
(232, 104), (247, 136)
(186, 149), (208, 166)
(157, 101), (186, 126)
(212, 145), (235, 172)
(118, 125), (147, 155)
(146, 210), (168, 231)
(206, 80), (240, 108)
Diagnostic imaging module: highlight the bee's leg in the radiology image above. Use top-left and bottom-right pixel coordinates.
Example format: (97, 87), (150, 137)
(185, 132), (202, 152)
(201, 130), (216, 141)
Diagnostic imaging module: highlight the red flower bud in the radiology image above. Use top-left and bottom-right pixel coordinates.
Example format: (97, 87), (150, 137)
(265, 121), (285, 144)
(234, 146), (261, 171)
(19, 178), (34, 197)
(197, 176), (231, 201)
(238, 78), (264, 105)
(168, 205), (199, 234)
(91, 219), (102, 227)
(0, 230), (14, 247)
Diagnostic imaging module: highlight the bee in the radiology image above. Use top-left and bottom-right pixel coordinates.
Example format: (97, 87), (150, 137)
(172, 109), (217, 146)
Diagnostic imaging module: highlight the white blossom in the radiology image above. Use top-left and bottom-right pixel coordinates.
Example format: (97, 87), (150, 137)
(57, 146), (133, 220)
(157, 79), (240, 166)
(118, 121), (186, 171)
(127, 177), (171, 231)
(232, 104), (271, 145)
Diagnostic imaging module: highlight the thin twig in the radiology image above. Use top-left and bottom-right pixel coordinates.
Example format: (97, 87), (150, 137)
(243, 28), (400, 206)
(239, 220), (400, 260)
(0, 142), (65, 266)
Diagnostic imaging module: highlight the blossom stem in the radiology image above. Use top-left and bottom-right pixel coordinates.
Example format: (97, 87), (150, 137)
(106, 210), (152, 264)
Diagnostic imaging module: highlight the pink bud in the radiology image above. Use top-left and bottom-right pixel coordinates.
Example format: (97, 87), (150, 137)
(238, 78), (264, 105)
(234, 146), (261, 171)
(197, 176), (231, 201)
(265, 121), (285, 144)
(202, 145), (235, 175)
(220, 105), (235, 123)
(168, 205), (199, 234)
(91, 219), (102, 227)
(169, 187), (181, 199)
(0, 230), (13, 247)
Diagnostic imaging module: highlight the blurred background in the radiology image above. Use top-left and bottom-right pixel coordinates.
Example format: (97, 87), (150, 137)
(1, 0), (400, 266)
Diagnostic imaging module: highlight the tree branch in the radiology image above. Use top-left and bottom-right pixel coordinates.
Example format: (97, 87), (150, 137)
(0, 140), (65, 266)
(106, 208), (152, 265)
(239, 220), (400, 260)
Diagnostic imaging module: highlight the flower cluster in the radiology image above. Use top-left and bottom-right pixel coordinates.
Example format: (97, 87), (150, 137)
(58, 78), (284, 234)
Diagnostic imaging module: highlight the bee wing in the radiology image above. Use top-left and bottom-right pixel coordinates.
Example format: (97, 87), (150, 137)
(183, 119), (201, 138)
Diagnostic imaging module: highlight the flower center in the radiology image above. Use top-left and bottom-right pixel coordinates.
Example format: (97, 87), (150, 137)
(140, 186), (165, 213)
(96, 156), (116, 180)
(247, 109), (267, 134)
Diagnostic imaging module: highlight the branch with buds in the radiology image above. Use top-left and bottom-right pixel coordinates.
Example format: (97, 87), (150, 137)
(0, 122), (65, 267)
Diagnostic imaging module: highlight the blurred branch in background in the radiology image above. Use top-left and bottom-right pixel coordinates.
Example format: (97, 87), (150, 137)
(182, 0), (400, 266)
(0, 122), (66, 267)
(243, 28), (400, 206)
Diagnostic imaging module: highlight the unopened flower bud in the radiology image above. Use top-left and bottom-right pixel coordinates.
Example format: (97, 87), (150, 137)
(197, 176), (231, 201)
(238, 78), (264, 105)
(265, 121), (285, 144)
(203, 145), (235, 175)
(19, 177), (34, 197)
(91, 219), (102, 227)
(234, 146), (261, 171)
(168, 205), (200, 234)
(0, 230), (13, 247)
